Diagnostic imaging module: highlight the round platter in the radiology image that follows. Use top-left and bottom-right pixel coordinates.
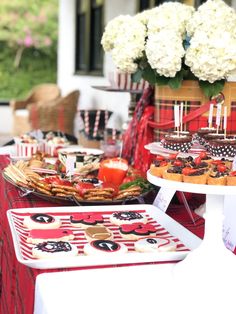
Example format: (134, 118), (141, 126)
(3, 172), (150, 206)
(147, 170), (236, 196)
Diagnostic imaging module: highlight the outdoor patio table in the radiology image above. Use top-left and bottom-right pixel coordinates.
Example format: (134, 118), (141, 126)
(0, 154), (205, 314)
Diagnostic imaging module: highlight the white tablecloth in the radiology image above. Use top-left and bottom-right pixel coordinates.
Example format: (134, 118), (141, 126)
(0, 145), (13, 155)
(34, 264), (175, 314)
(34, 262), (236, 314)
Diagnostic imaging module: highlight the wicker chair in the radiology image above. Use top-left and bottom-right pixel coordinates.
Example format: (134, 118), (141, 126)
(27, 90), (80, 136)
(11, 84), (61, 135)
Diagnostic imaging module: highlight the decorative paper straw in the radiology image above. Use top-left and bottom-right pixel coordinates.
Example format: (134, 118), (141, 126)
(105, 110), (109, 128)
(216, 103), (222, 133)
(174, 104), (180, 137)
(119, 141), (123, 159)
(84, 110), (90, 135)
(224, 106), (227, 138)
(93, 110), (101, 138)
(208, 103), (214, 129)
(180, 102), (184, 132)
(112, 128), (116, 141)
(174, 105), (180, 128)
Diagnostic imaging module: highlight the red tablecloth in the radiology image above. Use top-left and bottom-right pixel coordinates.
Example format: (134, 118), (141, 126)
(0, 155), (205, 314)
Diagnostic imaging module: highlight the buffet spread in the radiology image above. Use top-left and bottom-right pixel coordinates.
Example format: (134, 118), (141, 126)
(3, 128), (203, 269)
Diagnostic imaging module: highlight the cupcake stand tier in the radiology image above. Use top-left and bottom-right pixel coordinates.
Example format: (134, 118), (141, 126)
(147, 171), (236, 285)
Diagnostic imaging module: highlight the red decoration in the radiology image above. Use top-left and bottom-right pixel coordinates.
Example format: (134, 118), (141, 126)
(122, 86), (155, 173)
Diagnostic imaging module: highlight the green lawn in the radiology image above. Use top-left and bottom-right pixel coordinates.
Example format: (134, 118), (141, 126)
(0, 45), (57, 100)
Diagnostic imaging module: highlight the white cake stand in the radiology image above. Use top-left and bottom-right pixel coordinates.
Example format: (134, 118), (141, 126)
(147, 171), (236, 284)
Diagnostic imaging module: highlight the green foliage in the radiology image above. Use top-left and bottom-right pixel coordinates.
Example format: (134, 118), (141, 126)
(131, 69), (142, 83)
(168, 69), (184, 90)
(0, 0), (58, 67)
(132, 57), (226, 98)
(199, 80), (225, 98)
(0, 1), (58, 99)
(0, 0), (58, 46)
(0, 44), (57, 99)
(119, 177), (154, 193)
(141, 63), (157, 85)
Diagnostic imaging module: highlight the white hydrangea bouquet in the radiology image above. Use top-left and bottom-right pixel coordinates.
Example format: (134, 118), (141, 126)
(101, 0), (236, 98)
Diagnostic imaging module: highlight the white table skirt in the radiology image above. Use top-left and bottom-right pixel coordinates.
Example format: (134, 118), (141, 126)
(34, 262), (236, 314)
(34, 264), (175, 314)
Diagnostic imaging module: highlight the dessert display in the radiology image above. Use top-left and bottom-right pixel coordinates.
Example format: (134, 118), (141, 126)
(27, 229), (75, 244)
(110, 211), (147, 226)
(23, 213), (61, 229)
(84, 240), (128, 255)
(134, 237), (177, 253)
(162, 133), (193, 152)
(7, 206), (190, 268)
(32, 241), (78, 259)
(149, 152), (236, 186)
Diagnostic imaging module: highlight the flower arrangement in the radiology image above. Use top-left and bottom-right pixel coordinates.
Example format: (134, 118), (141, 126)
(101, 0), (236, 98)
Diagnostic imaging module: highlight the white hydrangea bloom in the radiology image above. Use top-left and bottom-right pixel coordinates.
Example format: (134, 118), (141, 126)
(101, 15), (133, 52)
(134, 9), (154, 26)
(187, 0), (236, 37)
(186, 0), (236, 82)
(101, 0), (236, 85)
(146, 30), (185, 78)
(185, 28), (236, 82)
(101, 15), (146, 73)
(144, 3), (193, 77)
(148, 3), (194, 37)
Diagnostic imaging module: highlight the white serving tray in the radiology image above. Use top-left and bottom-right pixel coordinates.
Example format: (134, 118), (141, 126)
(7, 204), (201, 269)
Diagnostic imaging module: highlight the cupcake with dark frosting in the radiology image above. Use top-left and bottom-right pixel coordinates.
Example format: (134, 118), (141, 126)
(203, 133), (224, 151)
(195, 127), (217, 146)
(208, 137), (236, 158)
(163, 134), (192, 152)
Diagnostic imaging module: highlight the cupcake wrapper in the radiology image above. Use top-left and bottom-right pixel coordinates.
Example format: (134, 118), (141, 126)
(163, 141), (192, 153)
(210, 145), (236, 158)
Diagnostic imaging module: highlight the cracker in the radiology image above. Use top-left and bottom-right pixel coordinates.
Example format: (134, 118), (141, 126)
(83, 188), (114, 194)
(51, 183), (77, 192)
(85, 196), (113, 201)
(34, 186), (53, 196)
(29, 178), (52, 191)
(118, 186), (141, 194)
(115, 191), (141, 200)
(84, 191), (113, 199)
